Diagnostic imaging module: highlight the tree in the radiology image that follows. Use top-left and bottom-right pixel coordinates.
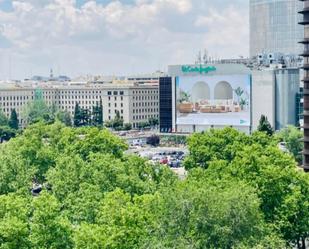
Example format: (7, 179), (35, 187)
(257, 115), (274, 136)
(148, 117), (159, 127)
(146, 135), (160, 146)
(0, 194), (31, 249)
(0, 126), (16, 142)
(23, 99), (54, 125)
(56, 110), (72, 126)
(183, 127), (309, 248)
(0, 109), (8, 126)
(276, 125), (303, 164)
(80, 108), (91, 126)
(73, 103), (82, 127)
(92, 100), (103, 127)
(123, 123), (132, 131)
(105, 111), (124, 130)
(138, 122), (150, 129)
(30, 192), (73, 249)
(1, 123), (308, 248)
(114, 110), (124, 129)
(8, 109), (19, 130)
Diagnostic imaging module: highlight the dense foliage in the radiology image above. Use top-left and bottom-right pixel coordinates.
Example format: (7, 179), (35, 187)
(0, 124), (308, 248)
(257, 114), (274, 136)
(185, 128), (309, 248)
(276, 125), (303, 164)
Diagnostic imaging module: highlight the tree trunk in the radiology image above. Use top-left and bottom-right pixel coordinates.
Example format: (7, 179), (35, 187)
(297, 239), (301, 249)
(301, 237), (306, 249)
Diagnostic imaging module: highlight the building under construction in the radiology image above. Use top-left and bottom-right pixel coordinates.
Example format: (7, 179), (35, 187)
(299, 0), (309, 171)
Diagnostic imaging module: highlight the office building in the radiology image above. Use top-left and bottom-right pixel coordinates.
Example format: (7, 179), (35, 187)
(165, 63), (252, 133)
(160, 60), (301, 134)
(299, 0), (309, 171)
(250, 0), (303, 57)
(0, 82), (159, 129)
(251, 67), (300, 130)
(159, 77), (173, 133)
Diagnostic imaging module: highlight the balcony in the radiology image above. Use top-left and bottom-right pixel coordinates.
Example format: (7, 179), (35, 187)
(299, 39), (309, 44)
(299, 8), (309, 14)
(300, 50), (309, 56)
(302, 76), (309, 82)
(303, 88), (309, 94)
(302, 123), (309, 129)
(302, 64), (309, 70)
(303, 163), (309, 171)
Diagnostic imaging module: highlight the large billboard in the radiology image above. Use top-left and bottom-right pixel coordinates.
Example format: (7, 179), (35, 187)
(176, 74), (251, 127)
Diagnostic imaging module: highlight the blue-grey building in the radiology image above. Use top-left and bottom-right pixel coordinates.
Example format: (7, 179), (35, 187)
(250, 0), (303, 57)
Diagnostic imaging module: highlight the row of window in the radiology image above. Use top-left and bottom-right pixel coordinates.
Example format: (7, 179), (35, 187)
(57, 90), (102, 95)
(132, 90), (158, 94)
(59, 95), (101, 100)
(107, 91), (124, 96)
(0, 96), (32, 101)
(133, 95), (158, 100)
(108, 109), (124, 114)
(133, 102), (159, 107)
(133, 108), (158, 113)
(108, 103), (124, 108)
(108, 115), (124, 120)
(108, 96), (124, 101)
(132, 114), (159, 120)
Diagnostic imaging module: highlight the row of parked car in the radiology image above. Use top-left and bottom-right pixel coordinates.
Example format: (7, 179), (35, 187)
(150, 151), (185, 168)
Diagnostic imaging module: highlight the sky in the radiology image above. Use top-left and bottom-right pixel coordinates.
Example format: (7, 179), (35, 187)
(0, 0), (249, 79)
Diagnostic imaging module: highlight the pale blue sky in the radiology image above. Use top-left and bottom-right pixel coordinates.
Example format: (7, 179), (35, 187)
(0, 0), (249, 79)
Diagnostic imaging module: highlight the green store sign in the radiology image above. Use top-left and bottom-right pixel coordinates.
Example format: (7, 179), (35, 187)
(181, 65), (216, 74)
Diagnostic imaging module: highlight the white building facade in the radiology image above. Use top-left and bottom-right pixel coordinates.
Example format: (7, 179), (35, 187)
(0, 83), (159, 128)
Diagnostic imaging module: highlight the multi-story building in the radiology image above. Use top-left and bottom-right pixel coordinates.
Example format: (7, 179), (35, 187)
(160, 60), (301, 134)
(0, 82), (159, 129)
(250, 0), (303, 57)
(299, 0), (309, 171)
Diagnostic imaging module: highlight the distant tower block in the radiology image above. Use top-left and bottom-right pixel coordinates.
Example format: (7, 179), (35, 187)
(50, 68), (54, 79)
(299, 0), (309, 172)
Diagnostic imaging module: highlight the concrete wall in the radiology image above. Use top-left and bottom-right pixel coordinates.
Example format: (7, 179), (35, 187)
(252, 69), (275, 130)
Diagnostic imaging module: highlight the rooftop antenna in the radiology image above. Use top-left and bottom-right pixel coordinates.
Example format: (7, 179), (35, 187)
(50, 68), (54, 79)
(9, 53), (12, 81)
(196, 50), (202, 64)
(203, 49), (208, 64)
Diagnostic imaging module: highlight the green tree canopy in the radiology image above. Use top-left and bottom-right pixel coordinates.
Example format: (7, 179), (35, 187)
(184, 127), (309, 248)
(56, 110), (72, 127)
(0, 124), (307, 248)
(23, 99), (55, 125)
(0, 109), (9, 126)
(257, 114), (274, 136)
(8, 109), (19, 130)
(276, 125), (303, 164)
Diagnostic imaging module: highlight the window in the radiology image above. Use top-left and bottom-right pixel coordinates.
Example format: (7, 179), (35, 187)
(115, 103), (117, 107)
(120, 91), (124, 95)
(108, 91), (112, 95)
(113, 91), (118, 95)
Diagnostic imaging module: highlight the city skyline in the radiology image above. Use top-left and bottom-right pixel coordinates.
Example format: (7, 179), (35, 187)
(0, 0), (248, 80)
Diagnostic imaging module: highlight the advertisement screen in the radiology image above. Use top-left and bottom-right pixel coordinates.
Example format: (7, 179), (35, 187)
(176, 74), (251, 126)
